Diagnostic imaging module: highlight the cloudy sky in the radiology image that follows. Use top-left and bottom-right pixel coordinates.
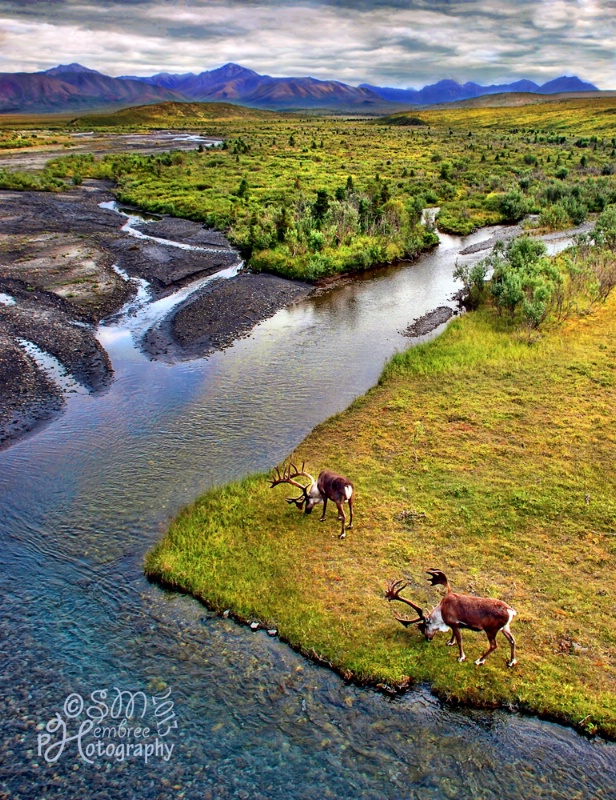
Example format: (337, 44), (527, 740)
(0, 0), (614, 88)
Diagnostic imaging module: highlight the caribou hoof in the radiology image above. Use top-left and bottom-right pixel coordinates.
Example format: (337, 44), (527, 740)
(457, 655), (466, 663)
(339, 532), (346, 539)
(474, 658), (486, 666)
(447, 640), (456, 647)
(319, 517), (326, 523)
(346, 523), (353, 529)
(507, 658), (518, 668)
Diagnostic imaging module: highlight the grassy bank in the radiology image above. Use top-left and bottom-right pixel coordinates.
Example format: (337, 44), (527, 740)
(145, 278), (616, 738)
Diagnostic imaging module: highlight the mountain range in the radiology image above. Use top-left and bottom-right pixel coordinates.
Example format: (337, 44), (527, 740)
(359, 75), (599, 105)
(0, 62), (600, 114)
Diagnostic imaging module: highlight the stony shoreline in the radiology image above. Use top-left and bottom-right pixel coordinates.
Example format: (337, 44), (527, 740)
(0, 181), (246, 448)
(401, 305), (456, 337)
(0, 182), (317, 448)
(143, 272), (312, 361)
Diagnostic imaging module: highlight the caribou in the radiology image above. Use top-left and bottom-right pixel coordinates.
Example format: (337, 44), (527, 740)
(385, 569), (517, 667)
(269, 461), (354, 538)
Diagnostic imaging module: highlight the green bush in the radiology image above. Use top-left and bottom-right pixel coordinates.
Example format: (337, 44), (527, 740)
(539, 203), (570, 230)
(594, 204), (616, 249)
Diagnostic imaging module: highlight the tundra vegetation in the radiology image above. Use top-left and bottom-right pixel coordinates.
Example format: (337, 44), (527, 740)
(1, 96), (615, 735)
(3, 96), (616, 279)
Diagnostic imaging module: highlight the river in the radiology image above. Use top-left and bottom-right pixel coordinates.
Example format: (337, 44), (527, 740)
(0, 214), (613, 799)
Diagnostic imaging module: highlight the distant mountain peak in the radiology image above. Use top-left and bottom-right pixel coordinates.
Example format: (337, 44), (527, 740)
(211, 62), (259, 78)
(43, 63), (103, 76)
(539, 75), (598, 93)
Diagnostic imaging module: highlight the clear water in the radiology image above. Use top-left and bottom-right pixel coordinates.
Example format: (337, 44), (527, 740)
(16, 338), (89, 396)
(0, 291), (16, 306)
(99, 200), (238, 253)
(0, 223), (613, 799)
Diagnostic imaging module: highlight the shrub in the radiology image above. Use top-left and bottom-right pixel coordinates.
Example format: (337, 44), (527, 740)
(499, 189), (528, 222)
(594, 204), (616, 249)
(539, 203), (570, 230)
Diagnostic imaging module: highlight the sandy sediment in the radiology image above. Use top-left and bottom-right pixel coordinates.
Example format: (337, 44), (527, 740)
(0, 279), (112, 391)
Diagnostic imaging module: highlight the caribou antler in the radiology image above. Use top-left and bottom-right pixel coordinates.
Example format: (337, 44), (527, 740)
(269, 460), (315, 489)
(385, 579), (426, 626)
(426, 569), (451, 591)
(269, 461), (316, 507)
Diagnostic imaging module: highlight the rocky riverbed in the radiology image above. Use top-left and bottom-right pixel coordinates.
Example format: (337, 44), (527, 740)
(143, 272), (312, 360)
(458, 219), (593, 255)
(0, 181), (312, 449)
(401, 305), (456, 337)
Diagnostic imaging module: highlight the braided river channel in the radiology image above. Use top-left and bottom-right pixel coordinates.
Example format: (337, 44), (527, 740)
(0, 211), (614, 799)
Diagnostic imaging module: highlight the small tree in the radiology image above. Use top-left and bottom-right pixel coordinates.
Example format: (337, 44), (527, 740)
(312, 189), (330, 227)
(453, 259), (489, 309)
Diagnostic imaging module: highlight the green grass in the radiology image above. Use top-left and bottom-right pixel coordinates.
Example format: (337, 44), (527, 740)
(387, 94), (616, 136)
(146, 290), (616, 739)
(4, 96), (616, 278)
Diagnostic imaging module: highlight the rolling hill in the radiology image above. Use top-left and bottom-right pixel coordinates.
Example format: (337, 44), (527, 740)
(380, 94), (616, 135)
(74, 101), (281, 128)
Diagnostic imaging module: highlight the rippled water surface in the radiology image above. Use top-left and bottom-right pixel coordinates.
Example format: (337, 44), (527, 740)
(0, 222), (613, 799)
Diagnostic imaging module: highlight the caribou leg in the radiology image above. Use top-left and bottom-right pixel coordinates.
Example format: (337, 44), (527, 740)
(319, 496), (328, 521)
(501, 626), (517, 667)
(335, 501), (346, 538)
(451, 624), (466, 662)
(474, 635), (498, 666)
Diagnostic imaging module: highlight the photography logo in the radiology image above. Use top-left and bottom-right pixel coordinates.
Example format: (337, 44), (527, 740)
(36, 685), (177, 766)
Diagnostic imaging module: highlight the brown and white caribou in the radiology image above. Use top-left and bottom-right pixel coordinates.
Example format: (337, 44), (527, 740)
(269, 462), (354, 538)
(385, 569), (517, 667)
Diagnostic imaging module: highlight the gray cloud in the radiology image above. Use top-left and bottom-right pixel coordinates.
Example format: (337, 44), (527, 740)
(0, 0), (614, 87)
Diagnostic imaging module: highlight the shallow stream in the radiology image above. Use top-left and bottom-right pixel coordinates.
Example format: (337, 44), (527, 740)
(0, 218), (613, 799)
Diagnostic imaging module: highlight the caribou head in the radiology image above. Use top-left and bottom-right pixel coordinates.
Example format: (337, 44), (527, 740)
(269, 461), (318, 512)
